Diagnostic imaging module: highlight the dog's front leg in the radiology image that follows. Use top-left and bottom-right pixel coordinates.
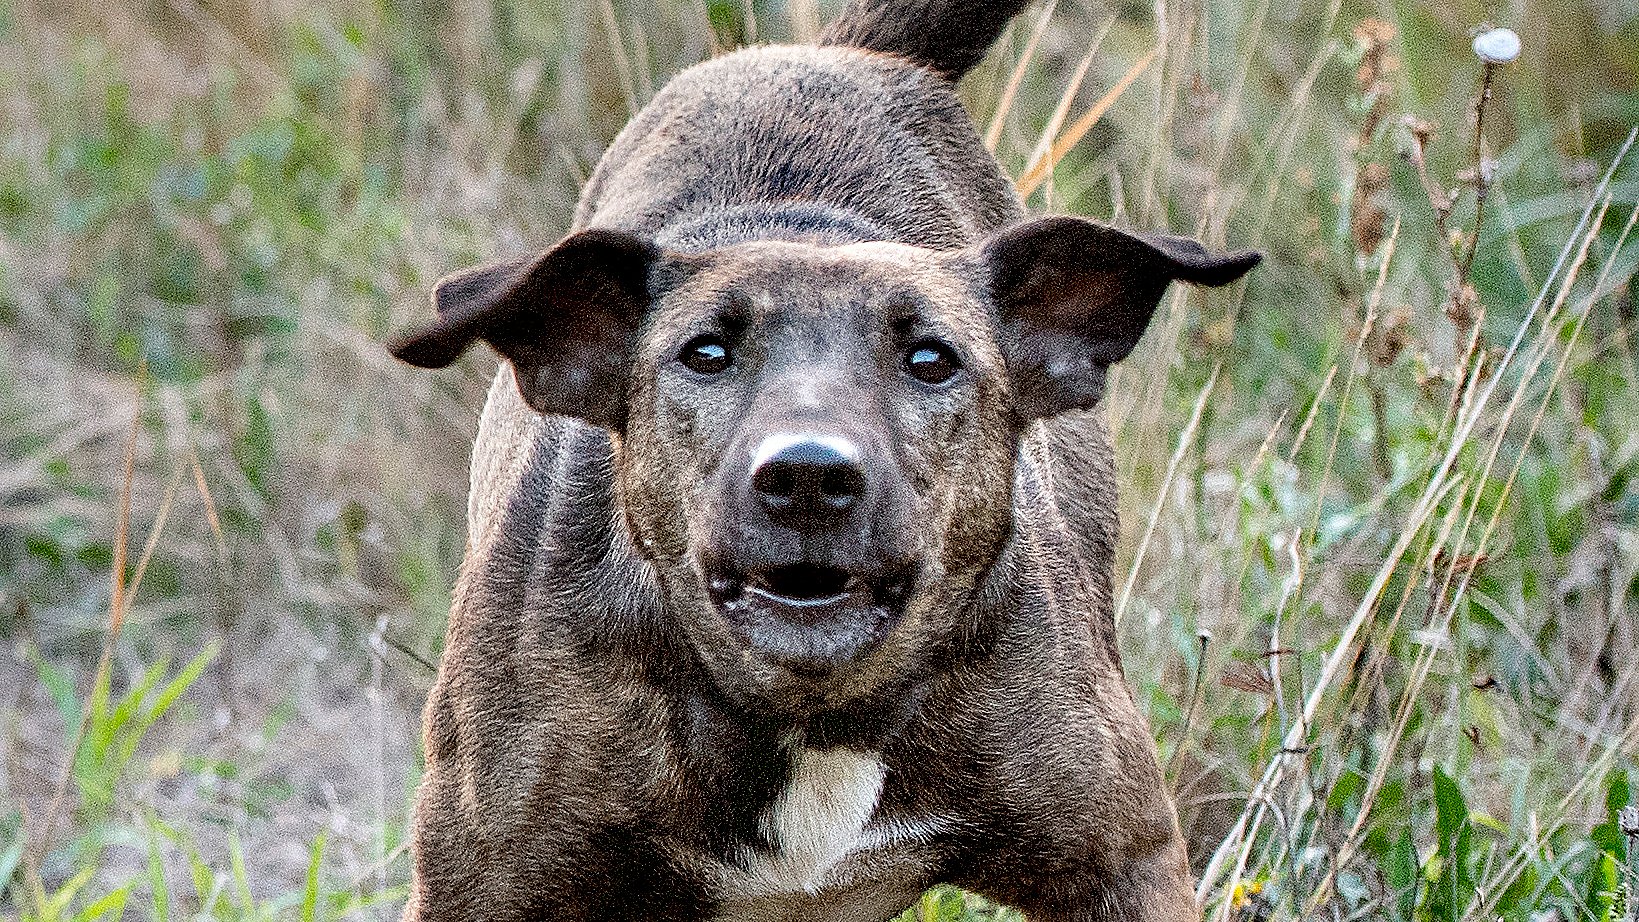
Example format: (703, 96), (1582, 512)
(1021, 841), (1201, 922)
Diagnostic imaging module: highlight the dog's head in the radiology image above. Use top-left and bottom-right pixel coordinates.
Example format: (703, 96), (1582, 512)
(391, 218), (1257, 718)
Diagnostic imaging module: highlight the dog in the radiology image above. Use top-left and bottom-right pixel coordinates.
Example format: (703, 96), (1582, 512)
(387, 1), (1259, 919)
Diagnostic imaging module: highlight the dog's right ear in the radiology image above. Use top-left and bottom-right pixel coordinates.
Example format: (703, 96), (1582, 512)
(388, 230), (659, 429)
(981, 217), (1260, 420)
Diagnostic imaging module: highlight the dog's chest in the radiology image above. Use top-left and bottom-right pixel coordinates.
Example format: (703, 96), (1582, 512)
(706, 746), (940, 922)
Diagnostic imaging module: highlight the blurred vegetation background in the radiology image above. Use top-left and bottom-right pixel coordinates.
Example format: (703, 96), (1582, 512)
(2, 0), (1637, 919)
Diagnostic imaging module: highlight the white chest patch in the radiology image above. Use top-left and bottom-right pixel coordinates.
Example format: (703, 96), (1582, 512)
(746, 745), (887, 895)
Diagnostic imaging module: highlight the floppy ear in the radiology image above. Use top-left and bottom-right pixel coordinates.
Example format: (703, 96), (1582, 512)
(387, 230), (659, 429)
(983, 216), (1260, 420)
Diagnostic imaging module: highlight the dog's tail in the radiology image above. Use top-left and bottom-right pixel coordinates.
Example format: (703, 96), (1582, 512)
(817, 0), (1033, 80)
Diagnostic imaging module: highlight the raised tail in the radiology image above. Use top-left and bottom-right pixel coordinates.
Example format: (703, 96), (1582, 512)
(817, 0), (1034, 80)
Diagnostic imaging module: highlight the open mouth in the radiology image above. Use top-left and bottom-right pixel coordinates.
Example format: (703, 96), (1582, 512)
(751, 564), (858, 604)
(704, 561), (916, 673)
(711, 563), (914, 612)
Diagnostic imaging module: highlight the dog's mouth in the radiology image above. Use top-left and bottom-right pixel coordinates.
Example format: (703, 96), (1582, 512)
(754, 563), (855, 602)
(704, 561), (916, 675)
(712, 562), (914, 612)
(753, 563), (902, 605)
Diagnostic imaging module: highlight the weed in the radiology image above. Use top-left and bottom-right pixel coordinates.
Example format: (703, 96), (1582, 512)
(2, 2), (1636, 920)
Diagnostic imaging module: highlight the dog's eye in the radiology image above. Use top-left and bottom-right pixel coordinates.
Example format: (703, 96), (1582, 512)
(905, 340), (960, 385)
(680, 335), (732, 374)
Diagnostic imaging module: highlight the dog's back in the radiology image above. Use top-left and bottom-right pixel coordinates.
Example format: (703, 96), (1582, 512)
(575, 4), (1028, 250)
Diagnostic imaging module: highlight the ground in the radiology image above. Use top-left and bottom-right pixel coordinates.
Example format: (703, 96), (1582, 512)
(2, 1), (1638, 920)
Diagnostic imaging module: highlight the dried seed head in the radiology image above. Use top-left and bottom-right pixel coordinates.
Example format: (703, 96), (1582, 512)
(1472, 28), (1521, 64)
(1619, 805), (1639, 837)
(1434, 547), (1489, 573)
(1456, 159), (1499, 188)
(1353, 18), (1396, 44)
(1402, 115), (1437, 145)
(1351, 162), (1392, 256)
(1448, 284), (1480, 329)
(1221, 664), (1276, 697)
(1415, 356), (1448, 391)
(1369, 307), (1412, 366)
(1352, 18), (1398, 92)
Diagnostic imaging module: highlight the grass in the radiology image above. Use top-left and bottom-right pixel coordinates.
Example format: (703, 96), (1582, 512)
(2, 0), (1638, 920)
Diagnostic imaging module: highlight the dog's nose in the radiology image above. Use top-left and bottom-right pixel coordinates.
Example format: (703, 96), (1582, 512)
(751, 434), (865, 523)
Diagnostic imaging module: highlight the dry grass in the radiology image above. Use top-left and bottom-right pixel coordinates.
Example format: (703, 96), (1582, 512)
(2, 1), (1637, 920)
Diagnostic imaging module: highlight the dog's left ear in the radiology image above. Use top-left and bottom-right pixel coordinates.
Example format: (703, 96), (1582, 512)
(981, 216), (1260, 420)
(387, 230), (659, 429)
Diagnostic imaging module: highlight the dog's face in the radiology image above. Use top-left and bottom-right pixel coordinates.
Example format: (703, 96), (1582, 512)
(620, 241), (1017, 715)
(390, 219), (1257, 717)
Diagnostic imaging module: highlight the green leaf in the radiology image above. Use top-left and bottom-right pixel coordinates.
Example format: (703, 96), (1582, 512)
(301, 833), (326, 922)
(1384, 825), (1418, 919)
(1426, 766), (1476, 922)
(1591, 768), (1633, 857)
(236, 394), (275, 499)
(1587, 851), (1618, 922)
(228, 831), (255, 914)
(114, 645), (216, 770)
(146, 645), (216, 725)
(76, 885), (130, 922)
(40, 865), (98, 920)
(187, 846), (217, 915)
(1432, 766), (1469, 849)
(146, 829), (169, 922)
(101, 659), (166, 752)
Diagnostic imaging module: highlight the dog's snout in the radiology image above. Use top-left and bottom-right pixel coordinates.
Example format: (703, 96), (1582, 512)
(751, 434), (865, 522)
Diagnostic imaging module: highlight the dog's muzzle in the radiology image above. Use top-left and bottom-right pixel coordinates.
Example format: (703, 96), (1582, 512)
(696, 431), (919, 676)
(706, 560), (916, 676)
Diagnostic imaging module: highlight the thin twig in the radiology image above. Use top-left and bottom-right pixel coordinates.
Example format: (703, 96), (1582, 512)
(984, 0), (1059, 152)
(1456, 62), (1498, 283)
(1115, 364), (1219, 626)
(25, 405), (139, 907)
(1166, 630), (1213, 782)
(382, 634), (439, 674)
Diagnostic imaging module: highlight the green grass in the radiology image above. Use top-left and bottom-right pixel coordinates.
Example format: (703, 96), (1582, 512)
(3, 1), (1638, 920)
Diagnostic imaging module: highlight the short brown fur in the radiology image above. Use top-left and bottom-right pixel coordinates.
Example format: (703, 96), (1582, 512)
(388, 6), (1258, 922)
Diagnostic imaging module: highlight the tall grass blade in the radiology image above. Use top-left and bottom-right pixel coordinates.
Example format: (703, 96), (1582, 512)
(983, 0), (1058, 152)
(1016, 46), (1158, 199)
(301, 833), (326, 922)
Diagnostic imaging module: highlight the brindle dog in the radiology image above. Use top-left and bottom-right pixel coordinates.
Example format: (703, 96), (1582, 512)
(388, 2), (1259, 920)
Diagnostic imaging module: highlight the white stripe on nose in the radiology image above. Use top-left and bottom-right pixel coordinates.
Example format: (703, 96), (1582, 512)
(751, 433), (861, 472)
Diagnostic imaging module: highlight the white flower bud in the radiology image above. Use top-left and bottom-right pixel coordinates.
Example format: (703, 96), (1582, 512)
(1473, 28), (1521, 64)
